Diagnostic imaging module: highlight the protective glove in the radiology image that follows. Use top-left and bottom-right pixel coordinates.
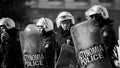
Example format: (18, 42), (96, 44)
(67, 39), (70, 45)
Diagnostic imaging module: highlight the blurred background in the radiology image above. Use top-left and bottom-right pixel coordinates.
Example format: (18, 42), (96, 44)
(0, 0), (120, 37)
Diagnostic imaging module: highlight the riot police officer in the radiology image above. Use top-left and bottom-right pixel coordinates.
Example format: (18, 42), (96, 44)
(85, 5), (118, 68)
(0, 17), (24, 68)
(35, 17), (57, 68)
(55, 11), (75, 58)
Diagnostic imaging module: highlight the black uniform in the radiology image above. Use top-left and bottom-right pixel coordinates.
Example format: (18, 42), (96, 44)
(0, 28), (24, 68)
(55, 23), (81, 68)
(100, 19), (118, 68)
(42, 30), (57, 68)
(92, 14), (118, 68)
(55, 26), (74, 62)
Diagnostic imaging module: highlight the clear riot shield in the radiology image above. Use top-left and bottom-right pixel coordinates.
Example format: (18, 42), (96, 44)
(20, 24), (48, 68)
(70, 20), (112, 68)
(54, 44), (78, 68)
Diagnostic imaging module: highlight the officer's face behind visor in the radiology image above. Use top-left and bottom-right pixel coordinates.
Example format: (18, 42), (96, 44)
(60, 19), (72, 30)
(0, 25), (7, 33)
(90, 13), (103, 20)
